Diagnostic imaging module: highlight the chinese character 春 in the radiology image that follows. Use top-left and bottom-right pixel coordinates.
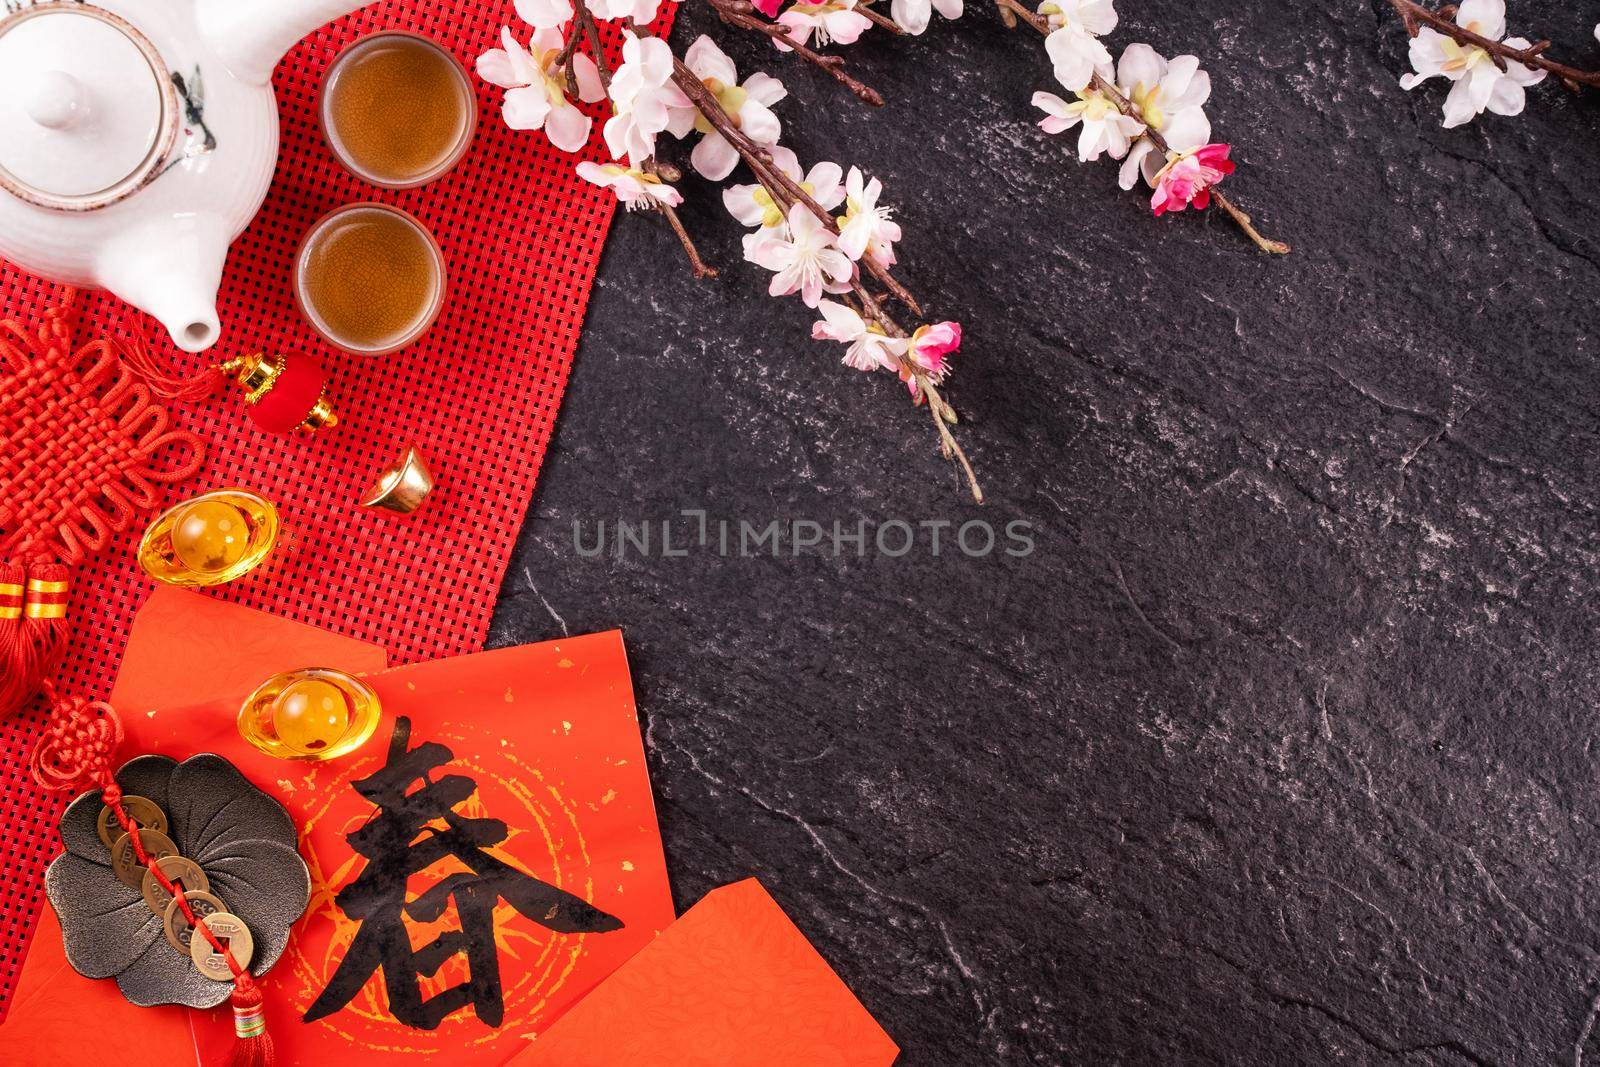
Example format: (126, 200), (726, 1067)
(304, 717), (623, 1030)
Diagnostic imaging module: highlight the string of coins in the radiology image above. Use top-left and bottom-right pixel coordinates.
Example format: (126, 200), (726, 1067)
(33, 689), (273, 1063)
(98, 793), (256, 984)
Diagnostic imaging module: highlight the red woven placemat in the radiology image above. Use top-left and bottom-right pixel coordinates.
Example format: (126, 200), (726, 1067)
(0, 0), (669, 1017)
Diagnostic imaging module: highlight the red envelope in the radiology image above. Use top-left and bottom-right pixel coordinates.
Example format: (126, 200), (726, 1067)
(1, 908), (199, 1066)
(510, 879), (899, 1067)
(113, 631), (672, 1066)
(0, 586), (387, 1064)
(110, 585), (391, 715)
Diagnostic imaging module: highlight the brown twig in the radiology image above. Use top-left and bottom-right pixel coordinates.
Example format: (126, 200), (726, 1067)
(557, 19), (585, 97)
(1211, 191), (1290, 255)
(994, 0), (1289, 253)
(670, 51), (982, 502)
(703, 0), (886, 105)
(855, 0), (907, 35)
(658, 201), (720, 278)
(1386, 0), (1600, 88)
(574, 0), (613, 90)
(642, 159), (719, 278)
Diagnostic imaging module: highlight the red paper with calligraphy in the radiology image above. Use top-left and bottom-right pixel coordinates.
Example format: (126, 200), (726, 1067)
(110, 627), (671, 1065)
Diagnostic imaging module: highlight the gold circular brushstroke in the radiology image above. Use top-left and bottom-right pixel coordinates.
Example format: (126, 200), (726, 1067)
(285, 722), (603, 1052)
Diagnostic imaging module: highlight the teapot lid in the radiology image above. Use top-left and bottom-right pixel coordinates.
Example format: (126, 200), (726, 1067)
(0, 3), (179, 211)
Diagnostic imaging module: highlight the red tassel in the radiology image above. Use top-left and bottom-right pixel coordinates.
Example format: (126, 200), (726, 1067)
(116, 311), (225, 404)
(0, 561), (37, 717)
(225, 973), (275, 1067)
(13, 563), (70, 717)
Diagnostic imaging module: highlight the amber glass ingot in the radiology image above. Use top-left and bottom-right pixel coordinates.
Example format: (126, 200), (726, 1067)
(237, 667), (382, 762)
(137, 489), (279, 588)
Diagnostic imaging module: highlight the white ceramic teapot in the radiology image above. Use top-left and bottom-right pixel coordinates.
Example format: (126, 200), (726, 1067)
(0, 0), (380, 352)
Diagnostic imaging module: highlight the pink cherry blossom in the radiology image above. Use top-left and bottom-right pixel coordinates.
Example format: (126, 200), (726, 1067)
(899, 320), (959, 396)
(909, 321), (960, 376)
(753, 0), (783, 13)
(1149, 142), (1234, 216)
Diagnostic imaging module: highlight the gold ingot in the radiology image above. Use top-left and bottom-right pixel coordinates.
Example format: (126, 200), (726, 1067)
(138, 489), (279, 588)
(360, 444), (435, 515)
(237, 667), (382, 761)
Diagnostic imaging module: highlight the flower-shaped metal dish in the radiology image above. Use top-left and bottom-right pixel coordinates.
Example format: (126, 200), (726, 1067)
(45, 753), (310, 1008)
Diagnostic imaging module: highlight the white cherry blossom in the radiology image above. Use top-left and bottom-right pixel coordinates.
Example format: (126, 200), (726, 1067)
(777, 0), (873, 51)
(590, 0), (678, 25)
(514, 0), (574, 30)
(744, 203), (854, 306)
(812, 300), (909, 372)
(1040, 0), (1116, 90)
(682, 37), (786, 181)
(1032, 80), (1144, 162)
(604, 34), (693, 165)
(1113, 45), (1212, 190)
(1119, 105), (1211, 190)
(478, 27), (606, 151)
(836, 166), (901, 267)
(1399, 0), (1546, 128)
(891, 0), (963, 36)
(576, 162), (684, 210)
(724, 152), (844, 229)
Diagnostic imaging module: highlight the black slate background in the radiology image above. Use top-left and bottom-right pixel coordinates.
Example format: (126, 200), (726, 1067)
(489, 2), (1600, 1063)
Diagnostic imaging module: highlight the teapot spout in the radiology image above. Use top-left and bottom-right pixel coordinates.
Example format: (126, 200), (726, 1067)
(195, 0), (378, 86)
(96, 213), (229, 353)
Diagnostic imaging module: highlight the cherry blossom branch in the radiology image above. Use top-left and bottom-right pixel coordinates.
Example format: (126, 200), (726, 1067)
(1084, 71), (1289, 254)
(1386, 0), (1600, 88)
(855, 1), (907, 35)
(645, 160), (719, 278)
(670, 54), (983, 501)
(703, 0), (887, 105)
(575, 0), (614, 89)
(673, 56), (921, 311)
(993, 0), (1289, 254)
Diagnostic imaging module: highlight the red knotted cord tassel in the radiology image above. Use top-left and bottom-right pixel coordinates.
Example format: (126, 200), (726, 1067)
(21, 562), (69, 704)
(116, 311), (225, 404)
(225, 971), (276, 1067)
(0, 561), (38, 717)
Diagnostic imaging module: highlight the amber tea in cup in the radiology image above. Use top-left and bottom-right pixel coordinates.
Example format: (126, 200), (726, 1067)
(321, 32), (476, 189)
(295, 204), (446, 356)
